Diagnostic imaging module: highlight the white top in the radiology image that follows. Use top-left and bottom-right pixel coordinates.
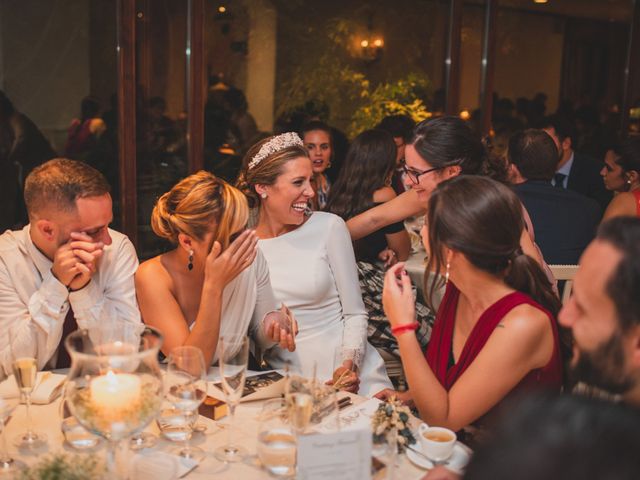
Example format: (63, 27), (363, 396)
(193, 250), (277, 364)
(258, 212), (391, 397)
(0, 225), (141, 377)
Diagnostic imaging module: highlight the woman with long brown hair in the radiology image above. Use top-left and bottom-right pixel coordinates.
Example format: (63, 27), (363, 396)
(378, 176), (562, 433)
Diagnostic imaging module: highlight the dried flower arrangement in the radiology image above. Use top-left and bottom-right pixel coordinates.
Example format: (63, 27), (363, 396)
(371, 396), (416, 453)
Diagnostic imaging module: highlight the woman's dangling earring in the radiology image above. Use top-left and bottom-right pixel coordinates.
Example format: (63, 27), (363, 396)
(445, 262), (450, 285)
(187, 250), (194, 271)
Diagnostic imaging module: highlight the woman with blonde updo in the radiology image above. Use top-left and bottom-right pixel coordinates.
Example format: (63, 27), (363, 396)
(135, 171), (296, 366)
(236, 133), (391, 396)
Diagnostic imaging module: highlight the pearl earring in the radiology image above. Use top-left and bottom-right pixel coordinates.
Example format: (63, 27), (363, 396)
(445, 262), (450, 285)
(260, 192), (268, 199)
(187, 250), (194, 271)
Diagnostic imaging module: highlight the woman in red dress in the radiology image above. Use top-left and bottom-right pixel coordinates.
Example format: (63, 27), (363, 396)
(377, 176), (562, 433)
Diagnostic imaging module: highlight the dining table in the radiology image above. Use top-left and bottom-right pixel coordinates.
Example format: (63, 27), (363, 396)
(2, 372), (439, 479)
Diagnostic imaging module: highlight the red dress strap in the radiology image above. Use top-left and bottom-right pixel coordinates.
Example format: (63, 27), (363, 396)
(633, 190), (640, 217)
(425, 283), (561, 391)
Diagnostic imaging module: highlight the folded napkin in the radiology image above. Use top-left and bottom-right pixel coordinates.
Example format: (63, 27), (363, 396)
(129, 450), (198, 479)
(0, 372), (66, 404)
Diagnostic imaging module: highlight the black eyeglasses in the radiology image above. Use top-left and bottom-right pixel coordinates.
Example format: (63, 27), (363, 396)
(402, 164), (443, 184)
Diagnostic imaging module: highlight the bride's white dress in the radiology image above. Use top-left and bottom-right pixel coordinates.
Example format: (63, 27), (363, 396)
(259, 212), (391, 397)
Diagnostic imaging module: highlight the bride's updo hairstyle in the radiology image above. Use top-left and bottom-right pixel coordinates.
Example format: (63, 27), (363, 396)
(151, 171), (248, 249)
(236, 132), (309, 208)
(425, 176), (560, 317)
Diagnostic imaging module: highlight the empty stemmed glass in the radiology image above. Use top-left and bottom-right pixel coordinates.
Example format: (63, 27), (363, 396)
(0, 394), (25, 473)
(214, 335), (249, 462)
(165, 346), (208, 462)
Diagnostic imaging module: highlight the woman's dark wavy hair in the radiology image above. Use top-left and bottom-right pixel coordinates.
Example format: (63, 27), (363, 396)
(411, 116), (509, 183)
(425, 175), (560, 317)
(326, 129), (396, 219)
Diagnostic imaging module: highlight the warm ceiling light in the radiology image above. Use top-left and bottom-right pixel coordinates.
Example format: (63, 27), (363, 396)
(373, 38), (384, 47)
(459, 110), (471, 120)
(361, 40), (369, 48)
(218, 5), (227, 13)
(533, 0), (548, 3)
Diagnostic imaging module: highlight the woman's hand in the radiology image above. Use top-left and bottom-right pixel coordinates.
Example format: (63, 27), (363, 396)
(374, 388), (414, 408)
(264, 304), (297, 352)
(204, 230), (258, 291)
(326, 364), (360, 394)
(382, 262), (416, 328)
(378, 247), (398, 268)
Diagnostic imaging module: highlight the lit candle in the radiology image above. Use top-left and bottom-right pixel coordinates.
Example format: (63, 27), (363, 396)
(90, 371), (141, 410)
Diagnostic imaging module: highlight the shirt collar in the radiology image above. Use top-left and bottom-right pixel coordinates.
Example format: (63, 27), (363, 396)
(557, 151), (574, 177)
(25, 224), (54, 282)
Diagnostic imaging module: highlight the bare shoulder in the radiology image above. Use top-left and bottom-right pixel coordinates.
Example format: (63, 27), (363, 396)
(135, 255), (172, 290)
(500, 303), (551, 340)
(604, 192), (636, 219)
(372, 186), (397, 203)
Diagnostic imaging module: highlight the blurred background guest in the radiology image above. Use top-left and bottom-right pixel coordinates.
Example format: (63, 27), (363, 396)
(64, 96), (106, 161)
(326, 129), (432, 360)
(376, 114), (416, 195)
(601, 137), (640, 220)
(300, 121), (333, 210)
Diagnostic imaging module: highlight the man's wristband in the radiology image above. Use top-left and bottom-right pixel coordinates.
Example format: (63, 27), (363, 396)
(391, 322), (419, 337)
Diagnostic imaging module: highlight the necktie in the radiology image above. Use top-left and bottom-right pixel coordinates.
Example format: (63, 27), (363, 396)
(56, 306), (77, 368)
(554, 173), (566, 189)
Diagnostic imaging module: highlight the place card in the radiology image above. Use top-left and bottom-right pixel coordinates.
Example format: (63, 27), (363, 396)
(297, 428), (372, 480)
(129, 450), (198, 479)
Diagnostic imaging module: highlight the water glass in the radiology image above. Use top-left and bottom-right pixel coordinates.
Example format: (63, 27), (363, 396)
(0, 395), (25, 473)
(166, 346), (207, 462)
(257, 398), (296, 478)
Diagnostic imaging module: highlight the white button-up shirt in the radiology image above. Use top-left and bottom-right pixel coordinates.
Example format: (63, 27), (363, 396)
(0, 225), (141, 377)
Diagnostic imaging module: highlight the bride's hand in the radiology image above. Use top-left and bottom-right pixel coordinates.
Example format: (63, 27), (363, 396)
(326, 364), (360, 394)
(264, 306), (296, 352)
(382, 262), (416, 328)
(204, 230), (258, 290)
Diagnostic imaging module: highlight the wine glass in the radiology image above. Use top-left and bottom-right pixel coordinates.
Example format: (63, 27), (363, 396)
(9, 331), (46, 449)
(0, 394), (25, 473)
(214, 335), (249, 462)
(64, 325), (164, 479)
(165, 346), (207, 462)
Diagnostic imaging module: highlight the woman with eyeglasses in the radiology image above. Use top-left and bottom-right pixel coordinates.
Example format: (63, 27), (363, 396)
(135, 171), (296, 366)
(346, 116), (546, 268)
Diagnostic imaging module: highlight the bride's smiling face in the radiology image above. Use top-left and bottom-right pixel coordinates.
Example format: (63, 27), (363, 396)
(262, 157), (315, 227)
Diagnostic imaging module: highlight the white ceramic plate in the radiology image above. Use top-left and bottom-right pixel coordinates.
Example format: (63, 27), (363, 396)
(406, 441), (472, 474)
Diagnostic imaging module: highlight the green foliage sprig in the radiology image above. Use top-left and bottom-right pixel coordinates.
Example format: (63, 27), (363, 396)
(18, 454), (105, 480)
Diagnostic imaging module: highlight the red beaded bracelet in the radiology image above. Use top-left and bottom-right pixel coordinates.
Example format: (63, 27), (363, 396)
(391, 322), (420, 337)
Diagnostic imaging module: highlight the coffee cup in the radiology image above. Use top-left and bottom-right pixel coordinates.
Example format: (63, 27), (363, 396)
(418, 424), (456, 463)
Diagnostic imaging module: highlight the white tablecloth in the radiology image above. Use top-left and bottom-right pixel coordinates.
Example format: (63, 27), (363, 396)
(4, 390), (429, 479)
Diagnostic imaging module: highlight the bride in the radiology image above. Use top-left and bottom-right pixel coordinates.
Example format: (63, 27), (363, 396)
(236, 133), (392, 396)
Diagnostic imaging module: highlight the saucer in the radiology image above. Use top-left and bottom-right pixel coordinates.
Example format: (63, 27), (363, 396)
(406, 441), (472, 474)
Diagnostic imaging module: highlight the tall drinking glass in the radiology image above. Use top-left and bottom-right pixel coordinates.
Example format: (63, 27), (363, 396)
(214, 335), (248, 462)
(10, 334), (46, 449)
(0, 394), (25, 473)
(257, 398), (296, 478)
(165, 346), (207, 462)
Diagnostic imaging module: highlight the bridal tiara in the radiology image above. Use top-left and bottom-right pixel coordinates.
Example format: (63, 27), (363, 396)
(248, 132), (303, 170)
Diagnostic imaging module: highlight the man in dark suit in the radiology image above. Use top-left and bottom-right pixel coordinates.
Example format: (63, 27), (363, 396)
(508, 129), (601, 265)
(542, 115), (611, 212)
